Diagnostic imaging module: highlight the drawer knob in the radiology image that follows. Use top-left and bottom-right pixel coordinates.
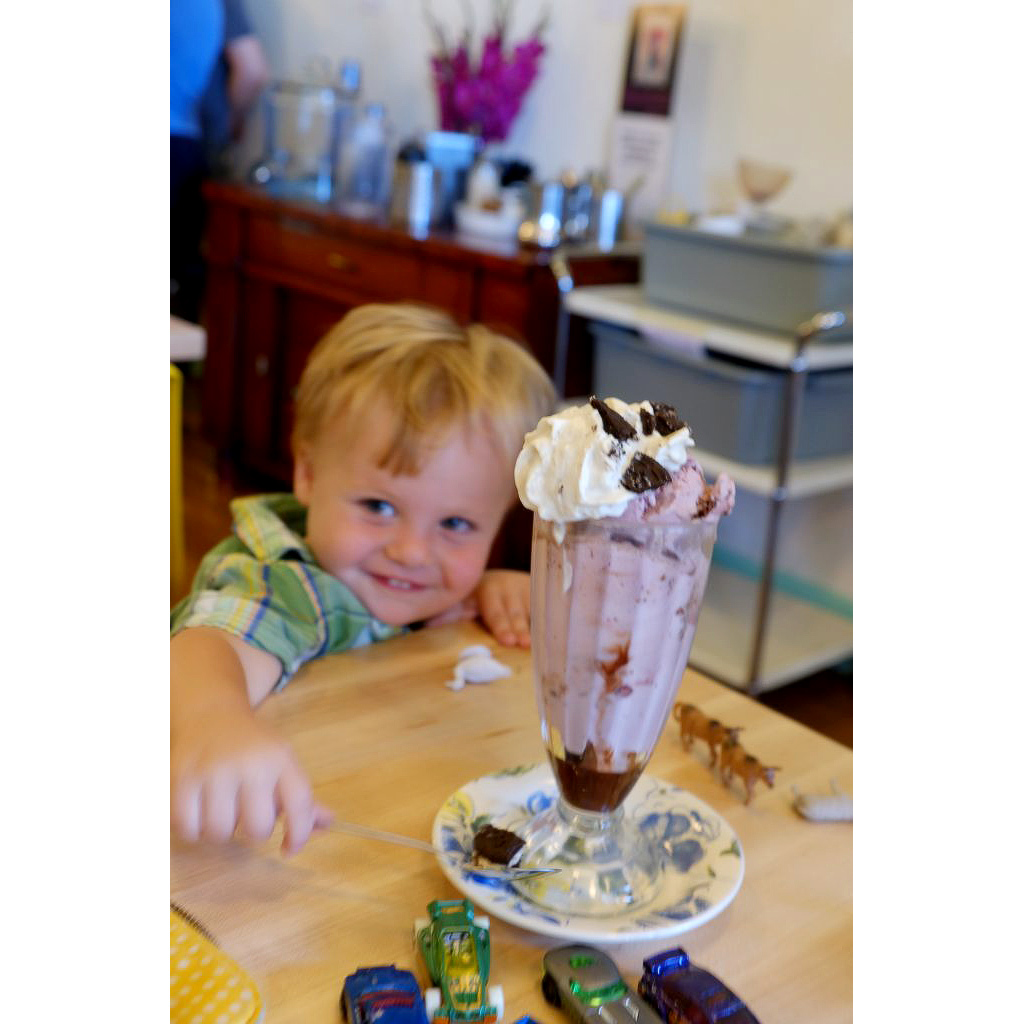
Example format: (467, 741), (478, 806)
(326, 252), (356, 272)
(254, 355), (269, 376)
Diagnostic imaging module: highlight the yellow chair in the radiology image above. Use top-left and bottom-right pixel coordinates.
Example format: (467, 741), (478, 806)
(171, 364), (186, 600)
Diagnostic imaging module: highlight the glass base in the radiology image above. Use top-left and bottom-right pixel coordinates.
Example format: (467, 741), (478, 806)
(511, 797), (663, 917)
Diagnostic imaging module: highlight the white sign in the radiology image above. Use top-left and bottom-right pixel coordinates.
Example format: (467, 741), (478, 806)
(608, 113), (674, 224)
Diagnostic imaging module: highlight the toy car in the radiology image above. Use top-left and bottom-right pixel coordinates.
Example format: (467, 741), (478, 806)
(341, 965), (430, 1024)
(638, 948), (761, 1024)
(540, 945), (662, 1024)
(414, 899), (504, 1023)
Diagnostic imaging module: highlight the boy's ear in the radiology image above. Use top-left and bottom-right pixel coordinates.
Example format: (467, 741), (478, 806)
(293, 444), (314, 505)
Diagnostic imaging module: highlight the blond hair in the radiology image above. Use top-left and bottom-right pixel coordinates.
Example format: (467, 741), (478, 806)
(292, 303), (556, 474)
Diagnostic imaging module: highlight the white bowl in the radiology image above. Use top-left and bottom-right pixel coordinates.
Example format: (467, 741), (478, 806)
(694, 213), (746, 236)
(454, 202), (524, 241)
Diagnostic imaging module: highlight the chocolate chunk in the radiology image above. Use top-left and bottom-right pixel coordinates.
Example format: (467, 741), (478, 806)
(621, 452), (671, 493)
(695, 489), (715, 519)
(472, 824), (525, 867)
(651, 401), (687, 436)
(589, 396), (637, 441)
(639, 408), (656, 435)
(610, 531), (645, 548)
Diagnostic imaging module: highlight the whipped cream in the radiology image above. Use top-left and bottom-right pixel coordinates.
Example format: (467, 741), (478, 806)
(514, 397), (695, 537)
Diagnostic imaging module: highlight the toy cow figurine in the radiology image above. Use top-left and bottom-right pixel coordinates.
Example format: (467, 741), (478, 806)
(672, 702), (743, 768)
(719, 738), (780, 805)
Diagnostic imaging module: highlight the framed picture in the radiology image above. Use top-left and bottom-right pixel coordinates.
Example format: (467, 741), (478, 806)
(621, 4), (688, 116)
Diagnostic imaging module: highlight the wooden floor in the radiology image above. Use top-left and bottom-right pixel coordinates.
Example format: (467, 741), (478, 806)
(176, 372), (852, 749)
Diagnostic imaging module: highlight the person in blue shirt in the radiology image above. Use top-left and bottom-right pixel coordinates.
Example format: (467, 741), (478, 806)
(200, 0), (269, 175)
(171, 0), (268, 322)
(171, 0), (223, 322)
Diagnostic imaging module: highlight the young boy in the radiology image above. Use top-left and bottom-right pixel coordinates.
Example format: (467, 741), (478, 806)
(171, 303), (555, 854)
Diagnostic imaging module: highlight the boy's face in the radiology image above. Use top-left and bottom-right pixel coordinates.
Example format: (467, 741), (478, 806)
(294, 408), (513, 626)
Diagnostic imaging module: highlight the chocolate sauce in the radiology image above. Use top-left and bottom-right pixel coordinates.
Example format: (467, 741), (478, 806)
(550, 749), (646, 812)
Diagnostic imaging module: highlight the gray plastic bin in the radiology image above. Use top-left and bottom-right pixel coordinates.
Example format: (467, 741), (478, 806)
(642, 221), (852, 334)
(591, 323), (852, 464)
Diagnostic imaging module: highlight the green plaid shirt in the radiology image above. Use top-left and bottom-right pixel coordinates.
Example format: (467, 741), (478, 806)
(170, 494), (403, 689)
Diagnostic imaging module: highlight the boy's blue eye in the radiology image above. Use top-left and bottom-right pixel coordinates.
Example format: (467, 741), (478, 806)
(360, 498), (396, 518)
(441, 516), (475, 534)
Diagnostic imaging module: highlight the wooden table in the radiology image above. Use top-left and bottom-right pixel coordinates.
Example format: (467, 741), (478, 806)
(170, 622), (852, 1023)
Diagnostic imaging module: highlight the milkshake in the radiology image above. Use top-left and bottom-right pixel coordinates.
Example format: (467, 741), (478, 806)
(512, 396), (734, 914)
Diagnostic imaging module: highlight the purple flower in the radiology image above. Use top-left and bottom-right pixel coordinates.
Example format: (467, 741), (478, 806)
(426, 1), (547, 142)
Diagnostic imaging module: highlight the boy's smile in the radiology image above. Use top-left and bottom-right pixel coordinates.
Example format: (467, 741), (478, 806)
(294, 408), (513, 626)
(370, 575), (424, 590)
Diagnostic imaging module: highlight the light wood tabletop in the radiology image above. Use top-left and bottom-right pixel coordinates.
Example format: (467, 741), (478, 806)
(171, 621), (852, 1024)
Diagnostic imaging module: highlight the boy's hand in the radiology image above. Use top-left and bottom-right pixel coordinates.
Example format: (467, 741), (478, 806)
(171, 707), (333, 855)
(474, 569), (531, 648)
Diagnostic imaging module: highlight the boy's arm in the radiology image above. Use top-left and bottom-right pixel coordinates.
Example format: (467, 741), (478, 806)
(171, 624), (280, 712)
(170, 627), (332, 852)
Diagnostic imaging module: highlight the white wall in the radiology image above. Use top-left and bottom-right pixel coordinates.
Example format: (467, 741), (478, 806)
(238, 0), (851, 220)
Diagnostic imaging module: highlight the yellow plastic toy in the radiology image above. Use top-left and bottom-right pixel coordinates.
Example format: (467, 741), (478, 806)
(171, 906), (263, 1023)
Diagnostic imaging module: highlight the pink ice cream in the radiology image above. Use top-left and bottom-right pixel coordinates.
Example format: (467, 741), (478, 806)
(618, 460), (735, 524)
(515, 397), (735, 812)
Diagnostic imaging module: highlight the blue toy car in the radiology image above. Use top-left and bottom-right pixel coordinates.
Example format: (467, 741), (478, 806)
(638, 948), (760, 1024)
(341, 965), (430, 1024)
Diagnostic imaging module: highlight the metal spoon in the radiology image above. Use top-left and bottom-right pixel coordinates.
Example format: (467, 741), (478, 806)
(325, 819), (559, 881)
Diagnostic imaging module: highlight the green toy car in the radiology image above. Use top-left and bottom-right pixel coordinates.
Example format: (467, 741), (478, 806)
(414, 899), (504, 1023)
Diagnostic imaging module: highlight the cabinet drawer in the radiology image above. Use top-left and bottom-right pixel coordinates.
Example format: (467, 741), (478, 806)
(246, 213), (423, 300)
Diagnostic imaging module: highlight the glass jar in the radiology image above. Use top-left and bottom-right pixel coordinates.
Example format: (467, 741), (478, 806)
(250, 81), (351, 202)
(336, 104), (392, 219)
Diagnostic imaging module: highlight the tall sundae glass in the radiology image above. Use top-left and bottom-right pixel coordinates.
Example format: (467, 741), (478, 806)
(512, 397), (735, 917)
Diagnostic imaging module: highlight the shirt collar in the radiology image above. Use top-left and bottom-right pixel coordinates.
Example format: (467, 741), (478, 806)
(229, 494), (313, 562)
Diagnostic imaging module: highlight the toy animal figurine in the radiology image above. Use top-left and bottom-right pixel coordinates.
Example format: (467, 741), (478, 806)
(719, 738), (780, 805)
(672, 702), (742, 768)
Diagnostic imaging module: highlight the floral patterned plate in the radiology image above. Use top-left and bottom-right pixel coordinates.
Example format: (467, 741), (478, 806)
(432, 763), (744, 944)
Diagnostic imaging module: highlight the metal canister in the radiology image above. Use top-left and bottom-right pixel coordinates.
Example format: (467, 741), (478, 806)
(389, 157), (441, 235)
(593, 189), (625, 250)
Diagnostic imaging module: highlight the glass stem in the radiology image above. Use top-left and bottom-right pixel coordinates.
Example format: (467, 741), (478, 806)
(556, 797), (623, 835)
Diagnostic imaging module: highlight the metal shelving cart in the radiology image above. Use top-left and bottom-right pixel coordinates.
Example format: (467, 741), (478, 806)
(550, 275), (852, 695)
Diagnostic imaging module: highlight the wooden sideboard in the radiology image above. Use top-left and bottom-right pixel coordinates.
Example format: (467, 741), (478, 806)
(199, 182), (639, 484)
